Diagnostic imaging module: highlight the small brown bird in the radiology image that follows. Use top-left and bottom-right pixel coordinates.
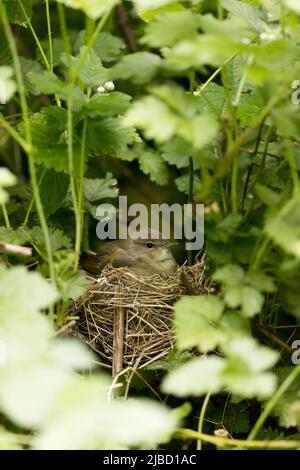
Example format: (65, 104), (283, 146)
(81, 228), (178, 276)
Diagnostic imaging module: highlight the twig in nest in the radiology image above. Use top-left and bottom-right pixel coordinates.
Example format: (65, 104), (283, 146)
(113, 305), (125, 378)
(0, 243), (32, 257)
(117, 4), (138, 52)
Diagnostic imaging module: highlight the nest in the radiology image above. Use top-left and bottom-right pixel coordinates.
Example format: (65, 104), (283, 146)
(69, 260), (210, 376)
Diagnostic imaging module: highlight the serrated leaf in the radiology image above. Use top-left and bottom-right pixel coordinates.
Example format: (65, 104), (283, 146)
(141, 11), (200, 47)
(62, 47), (109, 87)
(111, 52), (162, 84)
(87, 117), (137, 156)
(83, 173), (118, 201)
(139, 150), (169, 186)
(174, 296), (225, 352)
(0, 267), (58, 316)
(84, 91), (131, 117)
(221, 0), (264, 32)
(40, 170), (69, 217)
(75, 31), (125, 62)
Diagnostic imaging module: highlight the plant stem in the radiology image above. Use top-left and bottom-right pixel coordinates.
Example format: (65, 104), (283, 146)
(57, 3), (71, 62)
(248, 363), (300, 440)
(16, 0), (50, 70)
(45, 0), (53, 72)
(0, 116), (30, 152)
(176, 428), (300, 450)
(0, 1), (56, 285)
(1, 203), (10, 228)
(231, 156), (239, 214)
(197, 391), (211, 450)
(75, 118), (87, 270)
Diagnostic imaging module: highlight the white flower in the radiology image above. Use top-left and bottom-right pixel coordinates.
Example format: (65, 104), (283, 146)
(104, 81), (115, 92)
(97, 85), (106, 93)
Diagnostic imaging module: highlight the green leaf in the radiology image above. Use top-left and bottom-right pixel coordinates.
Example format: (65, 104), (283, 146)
(111, 52), (162, 84)
(0, 267), (58, 316)
(62, 47), (109, 87)
(139, 150), (169, 186)
(58, 271), (88, 301)
(224, 285), (264, 318)
(75, 31), (125, 62)
(255, 183), (281, 206)
(19, 58), (43, 95)
(162, 356), (225, 397)
(87, 117), (137, 156)
(84, 92), (131, 117)
(221, 0), (263, 32)
(56, 0), (119, 20)
(141, 11), (200, 47)
(40, 170), (69, 217)
(123, 84), (219, 148)
(83, 173), (118, 201)
(27, 71), (85, 111)
(213, 264), (244, 286)
(174, 296), (225, 352)
(265, 196), (300, 259)
(165, 34), (241, 69)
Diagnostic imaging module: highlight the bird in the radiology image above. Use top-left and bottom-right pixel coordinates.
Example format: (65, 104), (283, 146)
(80, 228), (178, 277)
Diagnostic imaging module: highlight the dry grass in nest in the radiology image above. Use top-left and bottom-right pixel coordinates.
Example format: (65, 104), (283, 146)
(69, 259), (210, 376)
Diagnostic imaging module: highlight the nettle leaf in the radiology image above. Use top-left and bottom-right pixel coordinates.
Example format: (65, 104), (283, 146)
(224, 285), (264, 318)
(139, 150), (169, 186)
(161, 138), (198, 169)
(84, 92), (131, 117)
(199, 12), (256, 38)
(265, 196), (300, 259)
(62, 47), (109, 87)
(175, 173), (201, 196)
(19, 58), (43, 95)
(75, 31), (125, 63)
(30, 227), (72, 254)
(56, 0), (119, 20)
(141, 11), (200, 47)
(111, 52), (162, 84)
(40, 170), (69, 217)
(0, 267), (58, 316)
(272, 368), (300, 428)
(28, 71), (85, 111)
(163, 338), (277, 398)
(58, 271), (87, 302)
(174, 296), (225, 352)
(0, 66), (16, 104)
(86, 117), (138, 156)
(123, 84), (219, 148)
(213, 264), (274, 318)
(162, 356), (226, 397)
(165, 34), (241, 69)
(7, 0), (32, 27)
(83, 173), (118, 202)
(221, 0), (264, 32)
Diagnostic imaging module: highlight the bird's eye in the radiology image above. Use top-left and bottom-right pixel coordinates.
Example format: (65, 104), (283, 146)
(146, 242), (154, 249)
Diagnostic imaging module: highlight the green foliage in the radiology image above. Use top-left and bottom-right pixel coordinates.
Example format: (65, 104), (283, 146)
(1, 0), (300, 451)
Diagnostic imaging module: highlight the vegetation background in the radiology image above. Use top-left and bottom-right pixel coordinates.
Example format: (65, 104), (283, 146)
(0, 0), (300, 450)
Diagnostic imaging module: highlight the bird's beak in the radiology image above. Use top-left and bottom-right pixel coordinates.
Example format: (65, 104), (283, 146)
(166, 241), (178, 248)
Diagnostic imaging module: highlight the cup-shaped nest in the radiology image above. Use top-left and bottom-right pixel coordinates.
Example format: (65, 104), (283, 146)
(70, 260), (209, 372)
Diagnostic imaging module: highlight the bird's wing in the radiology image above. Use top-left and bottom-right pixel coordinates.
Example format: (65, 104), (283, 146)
(80, 242), (136, 274)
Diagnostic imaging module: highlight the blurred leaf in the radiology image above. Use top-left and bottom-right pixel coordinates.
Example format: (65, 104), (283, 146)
(40, 170), (69, 217)
(141, 11), (200, 47)
(83, 174), (118, 201)
(111, 52), (162, 84)
(174, 296), (225, 352)
(56, 0), (119, 19)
